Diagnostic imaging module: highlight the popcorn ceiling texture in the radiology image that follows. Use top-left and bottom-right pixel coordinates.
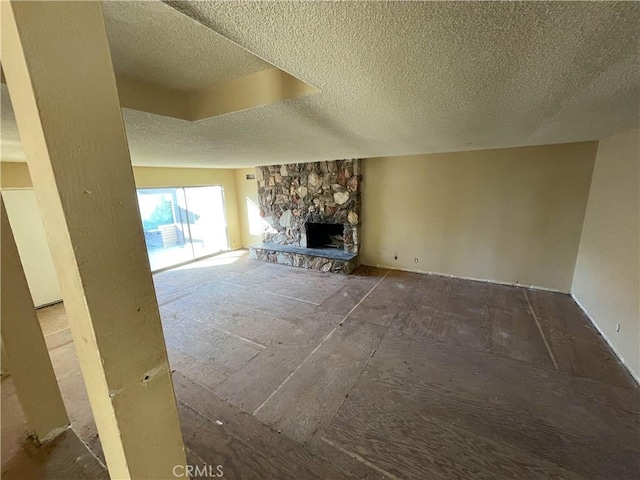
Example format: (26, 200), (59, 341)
(2, 1), (639, 167)
(103, 1), (271, 90)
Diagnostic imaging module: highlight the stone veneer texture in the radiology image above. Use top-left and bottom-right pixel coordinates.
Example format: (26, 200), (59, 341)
(256, 159), (361, 253)
(249, 247), (360, 274)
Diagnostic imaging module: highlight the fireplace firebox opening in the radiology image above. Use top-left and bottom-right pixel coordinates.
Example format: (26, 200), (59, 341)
(306, 223), (344, 250)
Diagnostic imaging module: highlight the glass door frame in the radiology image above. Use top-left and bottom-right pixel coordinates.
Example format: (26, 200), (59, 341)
(136, 184), (230, 273)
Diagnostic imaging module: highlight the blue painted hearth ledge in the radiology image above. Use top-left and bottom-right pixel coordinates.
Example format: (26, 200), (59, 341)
(249, 243), (360, 274)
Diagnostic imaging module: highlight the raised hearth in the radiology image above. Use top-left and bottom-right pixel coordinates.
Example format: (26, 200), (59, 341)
(249, 243), (360, 274)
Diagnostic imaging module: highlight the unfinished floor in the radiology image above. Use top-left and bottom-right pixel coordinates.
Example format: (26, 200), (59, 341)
(2, 250), (639, 479)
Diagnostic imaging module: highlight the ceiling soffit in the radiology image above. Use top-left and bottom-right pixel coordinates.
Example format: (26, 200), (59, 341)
(116, 69), (319, 122)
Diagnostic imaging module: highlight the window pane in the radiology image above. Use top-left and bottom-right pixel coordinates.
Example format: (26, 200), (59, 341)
(137, 188), (193, 271)
(137, 186), (229, 271)
(184, 186), (229, 258)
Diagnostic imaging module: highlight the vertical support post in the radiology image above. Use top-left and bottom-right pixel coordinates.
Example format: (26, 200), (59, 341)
(1, 2), (187, 478)
(1, 339), (9, 377)
(1, 198), (69, 442)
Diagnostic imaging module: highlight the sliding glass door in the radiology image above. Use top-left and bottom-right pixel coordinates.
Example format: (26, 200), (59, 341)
(136, 186), (228, 271)
(184, 186), (228, 259)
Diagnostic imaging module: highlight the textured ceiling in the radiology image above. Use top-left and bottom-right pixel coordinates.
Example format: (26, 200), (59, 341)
(102, 0), (271, 90)
(2, 1), (639, 168)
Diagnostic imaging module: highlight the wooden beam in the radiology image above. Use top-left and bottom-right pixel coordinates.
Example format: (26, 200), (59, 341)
(1, 2), (187, 478)
(0, 197), (69, 442)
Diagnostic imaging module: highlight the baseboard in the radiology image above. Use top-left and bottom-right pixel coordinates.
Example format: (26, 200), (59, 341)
(364, 263), (569, 294)
(35, 299), (63, 310)
(570, 293), (640, 387)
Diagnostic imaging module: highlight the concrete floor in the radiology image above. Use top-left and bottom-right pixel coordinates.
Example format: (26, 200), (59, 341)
(2, 250), (639, 479)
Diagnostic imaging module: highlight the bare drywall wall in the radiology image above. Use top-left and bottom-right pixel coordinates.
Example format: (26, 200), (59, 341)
(571, 128), (639, 381)
(234, 168), (262, 248)
(1, 189), (62, 307)
(361, 142), (597, 291)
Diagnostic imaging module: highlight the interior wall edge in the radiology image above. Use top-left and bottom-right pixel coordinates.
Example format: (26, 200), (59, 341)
(569, 127), (639, 382)
(565, 142), (599, 287)
(570, 293), (640, 387)
(233, 167), (262, 248)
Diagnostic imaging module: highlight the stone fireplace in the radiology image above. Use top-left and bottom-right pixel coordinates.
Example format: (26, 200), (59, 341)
(249, 159), (361, 273)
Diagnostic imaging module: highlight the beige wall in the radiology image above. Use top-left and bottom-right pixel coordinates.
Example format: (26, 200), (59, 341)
(234, 168), (262, 248)
(571, 128), (639, 381)
(362, 142), (597, 292)
(2, 189), (62, 307)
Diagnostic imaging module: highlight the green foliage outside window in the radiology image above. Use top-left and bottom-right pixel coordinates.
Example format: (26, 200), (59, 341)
(142, 198), (174, 230)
